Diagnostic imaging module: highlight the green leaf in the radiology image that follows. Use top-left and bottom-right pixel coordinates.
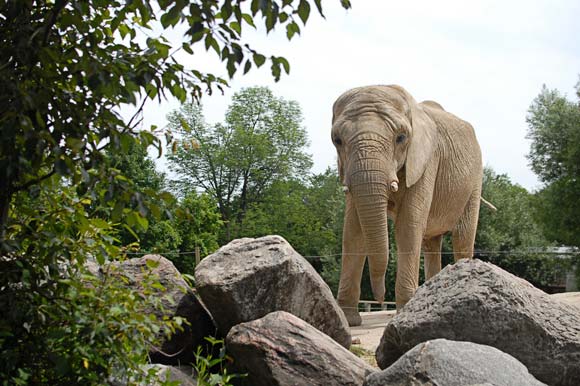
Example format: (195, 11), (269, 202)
(91, 218), (111, 229)
(265, 7), (277, 32)
(160, 4), (181, 28)
(112, 201), (125, 222)
(230, 21), (241, 35)
(250, 0), (260, 16)
(314, 0), (325, 18)
(226, 58), (236, 78)
(220, 0), (233, 21)
(182, 42), (194, 54)
(241, 13), (256, 28)
(286, 21), (300, 40)
(297, 0), (311, 24)
(277, 56), (290, 74)
(127, 211), (148, 231)
(253, 53), (266, 67)
(118, 24), (130, 39)
(146, 259), (160, 269)
(204, 34), (220, 55)
(243, 60), (252, 75)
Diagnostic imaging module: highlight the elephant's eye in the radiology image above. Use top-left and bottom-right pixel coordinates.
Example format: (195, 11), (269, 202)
(396, 134), (407, 144)
(333, 136), (342, 146)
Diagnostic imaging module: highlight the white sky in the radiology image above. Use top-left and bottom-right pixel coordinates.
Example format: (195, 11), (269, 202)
(134, 0), (580, 192)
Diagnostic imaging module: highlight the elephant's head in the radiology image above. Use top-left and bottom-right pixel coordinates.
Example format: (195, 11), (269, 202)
(331, 85), (437, 302)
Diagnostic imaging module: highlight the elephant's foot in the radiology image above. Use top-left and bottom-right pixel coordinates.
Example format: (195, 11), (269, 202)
(341, 307), (362, 326)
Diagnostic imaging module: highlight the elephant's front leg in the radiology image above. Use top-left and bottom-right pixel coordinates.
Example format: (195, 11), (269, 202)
(394, 188), (433, 309)
(337, 195), (366, 326)
(394, 227), (423, 309)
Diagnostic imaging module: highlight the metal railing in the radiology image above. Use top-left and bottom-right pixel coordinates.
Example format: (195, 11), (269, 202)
(358, 300), (396, 312)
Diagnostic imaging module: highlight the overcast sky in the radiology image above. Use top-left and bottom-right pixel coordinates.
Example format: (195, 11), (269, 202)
(136, 0), (580, 192)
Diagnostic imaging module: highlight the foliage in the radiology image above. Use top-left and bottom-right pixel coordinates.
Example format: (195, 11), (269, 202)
(0, 178), (178, 385)
(105, 140), (175, 249)
(139, 220), (183, 255)
(475, 167), (564, 289)
(193, 337), (245, 386)
(241, 169), (342, 265)
(526, 81), (580, 247)
(0, 0), (349, 383)
(170, 191), (223, 275)
(167, 87), (312, 241)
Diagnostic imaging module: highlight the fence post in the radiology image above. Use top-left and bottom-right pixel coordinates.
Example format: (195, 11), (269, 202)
(195, 246), (200, 267)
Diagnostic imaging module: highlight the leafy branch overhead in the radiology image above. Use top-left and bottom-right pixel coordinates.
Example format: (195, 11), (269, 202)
(0, 0), (351, 244)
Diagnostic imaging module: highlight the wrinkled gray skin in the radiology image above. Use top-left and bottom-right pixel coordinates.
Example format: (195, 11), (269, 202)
(332, 85), (482, 325)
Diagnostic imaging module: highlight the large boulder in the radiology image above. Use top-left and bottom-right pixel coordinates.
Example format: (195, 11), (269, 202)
(366, 339), (545, 386)
(376, 259), (580, 386)
(226, 311), (375, 386)
(112, 255), (216, 364)
(551, 292), (580, 310)
(195, 236), (351, 347)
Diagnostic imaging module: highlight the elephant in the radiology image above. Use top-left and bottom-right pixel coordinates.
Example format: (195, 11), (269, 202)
(331, 85), (483, 326)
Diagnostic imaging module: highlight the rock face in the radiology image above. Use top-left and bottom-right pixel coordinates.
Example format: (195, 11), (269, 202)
(113, 255), (216, 364)
(195, 236), (351, 347)
(366, 339), (545, 386)
(551, 292), (580, 310)
(376, 259), (580, 386)
(226, 311), (375, 386)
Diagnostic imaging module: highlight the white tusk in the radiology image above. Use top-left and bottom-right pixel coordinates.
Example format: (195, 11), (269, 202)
(342, 186), (349, 193)
(481, 197), (497, 212)
(389, 181), (399, 192)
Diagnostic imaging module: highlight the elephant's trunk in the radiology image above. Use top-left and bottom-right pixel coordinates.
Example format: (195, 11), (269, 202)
(349, 156), (391, 303)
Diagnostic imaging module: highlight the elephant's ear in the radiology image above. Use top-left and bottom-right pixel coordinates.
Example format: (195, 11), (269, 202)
(406, 103), (437, 188)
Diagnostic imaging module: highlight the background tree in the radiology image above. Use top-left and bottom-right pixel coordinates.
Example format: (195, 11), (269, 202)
(475, 167), (563, 290)
(167, 86), (312, 241)
(106, 141), (177, 249)
(0, 1), (350, 383)
(527, 81), (580, 247)
(241, 168), (343, 266)
(171, 191), (223, 274)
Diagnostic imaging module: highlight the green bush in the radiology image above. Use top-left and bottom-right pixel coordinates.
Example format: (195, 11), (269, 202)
(0, 179), (182, 385)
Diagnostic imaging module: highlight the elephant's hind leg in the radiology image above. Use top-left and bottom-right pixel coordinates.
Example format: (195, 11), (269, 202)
(452, 189), (481, 261)
(423, 235), (442, 280)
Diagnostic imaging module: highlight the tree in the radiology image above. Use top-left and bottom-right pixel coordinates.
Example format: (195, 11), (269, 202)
(526, 81), (580, 247)
(475, 167), (562, 290)
(241, 168), (343, 267)
(167, 86), (312, 240)
(106, 141), (173, 248)
(0, 1), (350, 383)
(171, 191), (222, 274)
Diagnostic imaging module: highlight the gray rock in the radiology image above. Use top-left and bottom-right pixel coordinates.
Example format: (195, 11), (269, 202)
(551, 292), (580, 311)
(112, 255), (216, 365)
(226, 311), (375, 386)
(366, 339), (545, 386)
(376, 259), (580, 386)
(195, 236), (351, 347)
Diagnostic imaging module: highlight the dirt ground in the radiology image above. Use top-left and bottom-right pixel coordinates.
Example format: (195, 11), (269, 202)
(351, 310), (395, 352)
